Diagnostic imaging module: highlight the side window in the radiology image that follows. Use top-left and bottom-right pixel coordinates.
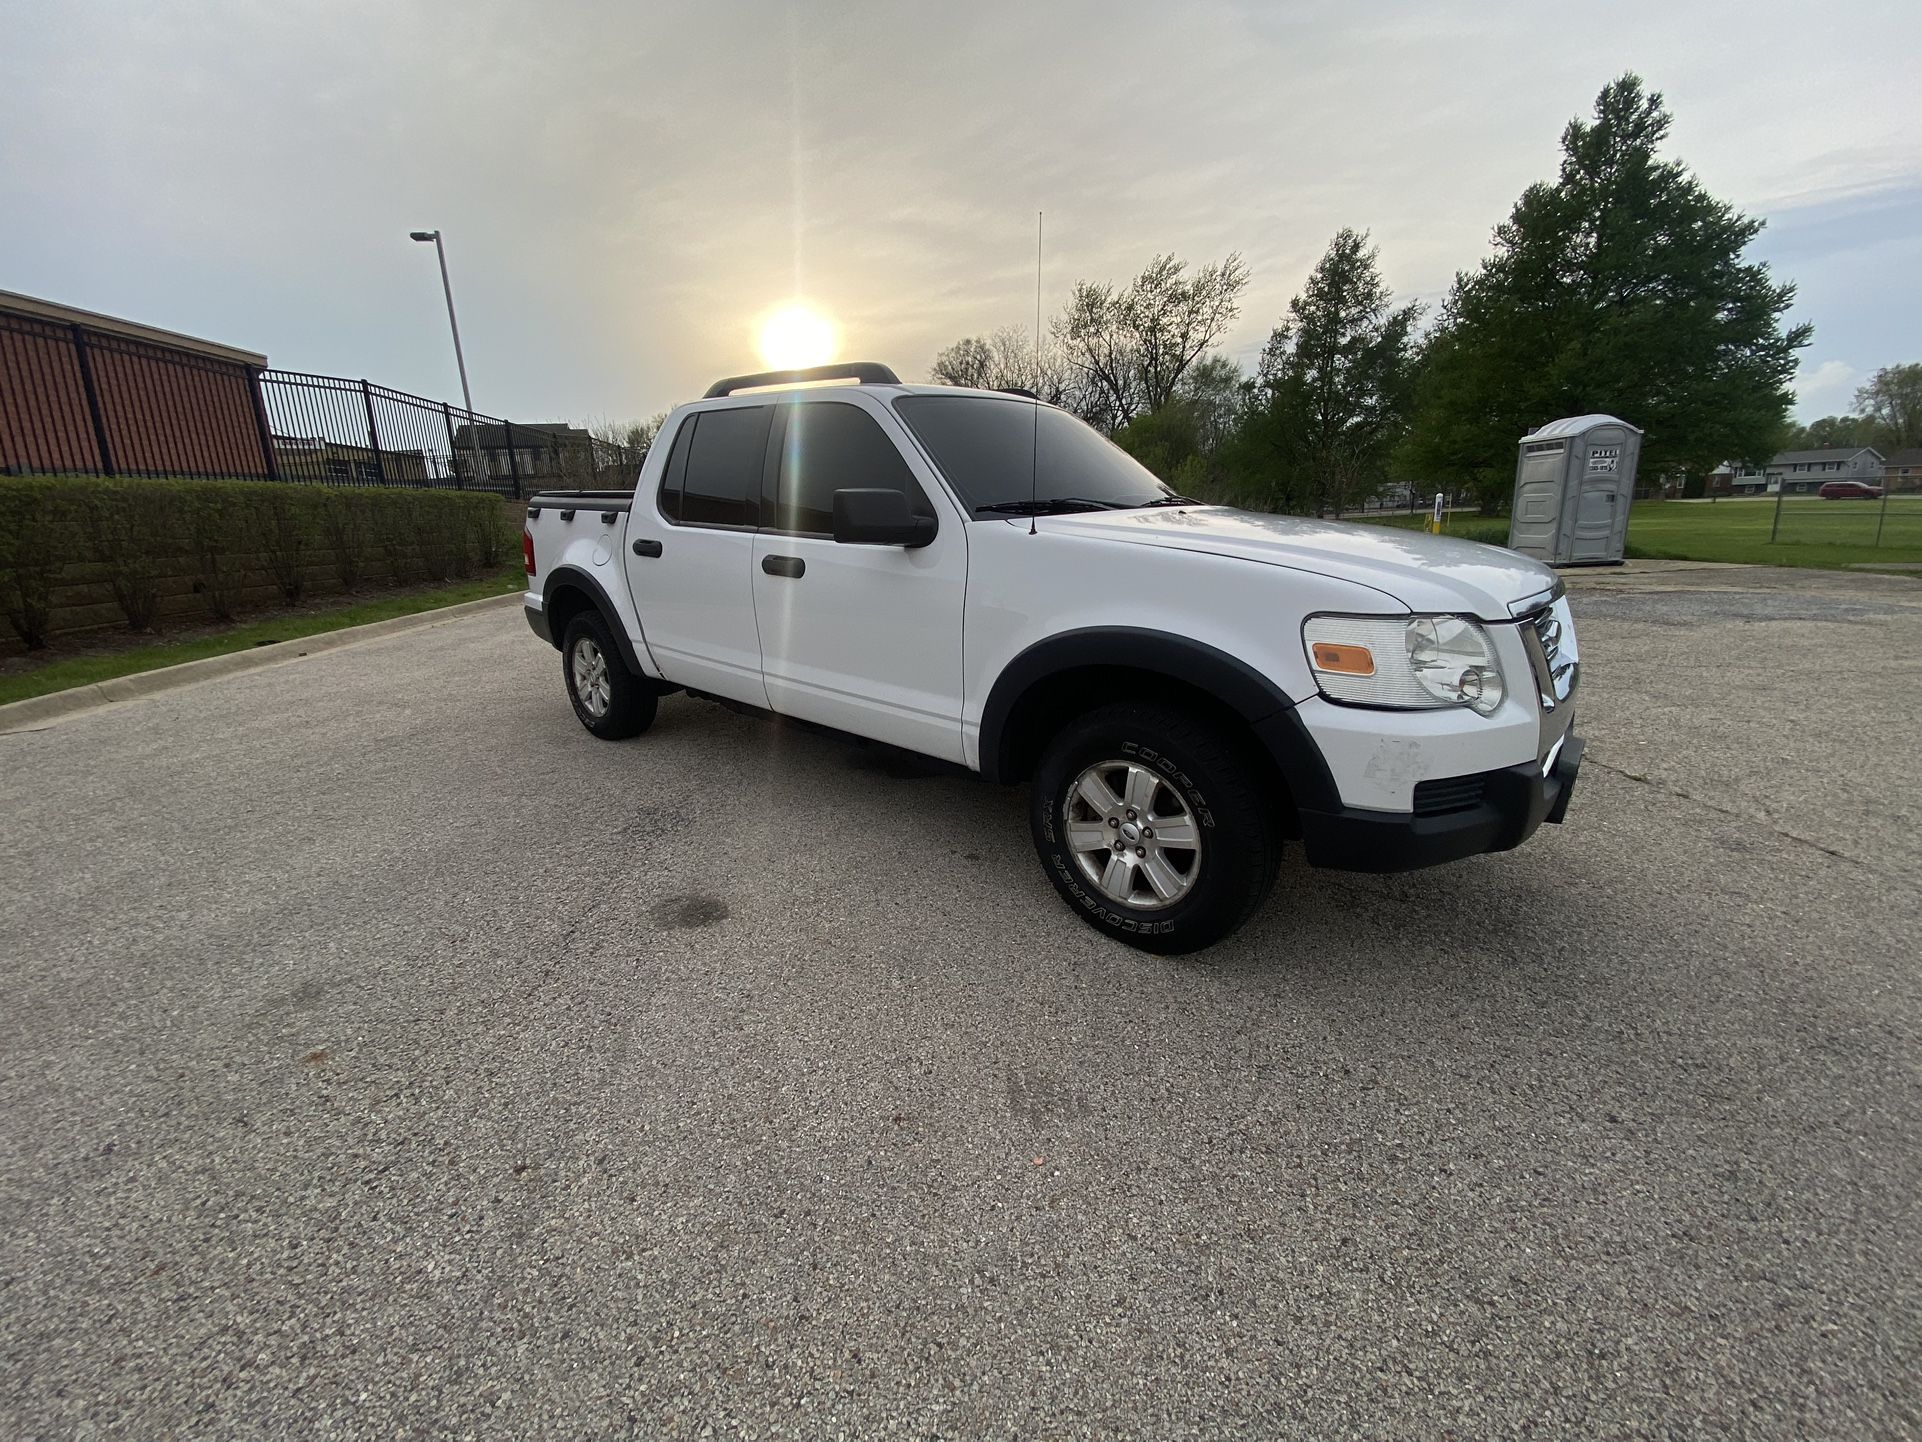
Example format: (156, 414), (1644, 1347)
(655, 416), (693, 521)
(775, 402), (931, 534)
(675, 406), (770, 527)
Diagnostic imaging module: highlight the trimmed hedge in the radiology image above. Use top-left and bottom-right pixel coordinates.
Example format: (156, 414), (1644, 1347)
(0, 476), (516, 649)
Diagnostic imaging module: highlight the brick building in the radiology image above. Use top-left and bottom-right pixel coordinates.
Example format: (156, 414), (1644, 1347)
(0, 289), (272, 478)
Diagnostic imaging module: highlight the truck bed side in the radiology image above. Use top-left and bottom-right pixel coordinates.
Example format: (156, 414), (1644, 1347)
(522, 488), (664, 679)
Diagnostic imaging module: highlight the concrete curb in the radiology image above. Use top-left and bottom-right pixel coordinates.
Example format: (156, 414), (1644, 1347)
(0, 591), (521, 734)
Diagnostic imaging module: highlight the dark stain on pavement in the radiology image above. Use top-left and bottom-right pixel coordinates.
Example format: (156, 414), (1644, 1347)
(654, 894), (729, 929)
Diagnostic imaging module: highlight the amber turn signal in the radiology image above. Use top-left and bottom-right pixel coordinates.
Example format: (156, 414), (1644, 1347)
(1310, 641), (1375, 676)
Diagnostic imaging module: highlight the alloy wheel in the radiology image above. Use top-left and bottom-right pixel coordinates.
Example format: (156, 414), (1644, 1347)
(1062, 758), (1201, 909)
(571, 637), (611, 718)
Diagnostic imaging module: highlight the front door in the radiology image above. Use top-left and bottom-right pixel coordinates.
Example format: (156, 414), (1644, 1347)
(750, 398), (968, 764)
(623, 404), (772, 706)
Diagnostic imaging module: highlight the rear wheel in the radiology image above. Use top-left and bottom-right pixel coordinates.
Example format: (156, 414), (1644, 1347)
(562, 612), (657, 740)
(1030, 703), (1280, 954)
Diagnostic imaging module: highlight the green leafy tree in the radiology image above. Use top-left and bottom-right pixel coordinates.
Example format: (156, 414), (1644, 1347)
(1854, 364), (1922, 451)
(1112, 354), (1246, 495)
(1228, 228), (1420, 516)
(1403, 74), (1810, 510)
(1779, 414), (1872, 452)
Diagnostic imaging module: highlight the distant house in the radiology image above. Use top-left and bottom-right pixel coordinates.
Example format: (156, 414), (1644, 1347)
(271, 435), (430, 486)
(1881, 448), (1922, 493)
(1714, 463), (1770, 495)
(450, 420), (651, 491)
(1764, 446), (1885, 494)
(450, 420), (601, 488)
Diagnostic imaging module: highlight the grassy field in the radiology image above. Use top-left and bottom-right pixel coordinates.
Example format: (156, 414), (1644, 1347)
(0, 567), (523, 707)
(1625, 496), (1922, 568)
(1358, 496), (1922, 570)
(1360, 511), (1512, 545)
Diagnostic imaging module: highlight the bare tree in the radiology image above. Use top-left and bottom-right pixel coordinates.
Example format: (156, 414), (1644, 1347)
(1055, 253), (1250, 430)
(590, 412), (669, 455)
(1055, 282), (1142, 430)
(929, 326), (1077, 407)
(929, 336), (995, 389)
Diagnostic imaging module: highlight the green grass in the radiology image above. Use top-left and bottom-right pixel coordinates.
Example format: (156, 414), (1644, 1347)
(0, 567), (523, 706)
(1623, 496), (1922, 568)
(1356, 511), (1513, 545)
(1353, 496), (1922, 570)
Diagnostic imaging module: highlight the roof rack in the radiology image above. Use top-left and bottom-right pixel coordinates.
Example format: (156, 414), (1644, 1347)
(702, 361), (901, 399)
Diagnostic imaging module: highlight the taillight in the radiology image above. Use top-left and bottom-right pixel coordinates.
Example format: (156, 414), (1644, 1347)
(522, 530), (536, 576)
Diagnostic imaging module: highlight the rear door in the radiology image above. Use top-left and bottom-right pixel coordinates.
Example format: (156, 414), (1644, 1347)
(622, 404), (772, 706)
(750, 397), (968, 764)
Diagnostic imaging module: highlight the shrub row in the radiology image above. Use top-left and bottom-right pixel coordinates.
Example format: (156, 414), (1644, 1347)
(0, 476), (515, 649)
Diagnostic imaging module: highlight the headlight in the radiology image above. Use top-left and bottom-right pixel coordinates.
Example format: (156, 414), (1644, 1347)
(1302, 614), (1506, 717)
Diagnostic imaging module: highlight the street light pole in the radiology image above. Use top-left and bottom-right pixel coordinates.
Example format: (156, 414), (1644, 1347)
(410, 229), (487, 487)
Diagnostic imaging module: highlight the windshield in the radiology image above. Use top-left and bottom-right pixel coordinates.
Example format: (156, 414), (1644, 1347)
(894, 394), (1177, 514)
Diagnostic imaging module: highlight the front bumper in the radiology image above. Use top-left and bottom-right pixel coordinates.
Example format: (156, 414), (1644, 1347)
(1297, 733), (1583, 872)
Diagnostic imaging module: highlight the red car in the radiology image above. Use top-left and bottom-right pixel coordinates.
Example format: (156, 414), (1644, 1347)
(1818, 480), (1884, 500)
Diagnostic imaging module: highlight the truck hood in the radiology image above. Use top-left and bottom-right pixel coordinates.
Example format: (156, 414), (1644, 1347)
(1045, 505), (1558, 619)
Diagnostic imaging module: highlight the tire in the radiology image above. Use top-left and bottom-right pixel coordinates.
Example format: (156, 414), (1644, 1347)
(561, 611), (657, 740)
(1030, 702), (1280, 955)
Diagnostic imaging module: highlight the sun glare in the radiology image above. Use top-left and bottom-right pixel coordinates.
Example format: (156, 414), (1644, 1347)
(756, 303), (836, 371)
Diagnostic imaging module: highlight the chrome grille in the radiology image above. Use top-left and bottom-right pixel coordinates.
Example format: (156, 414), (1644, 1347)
(1533, 607), (1564, 673)
(1522, 600), (1578, 708)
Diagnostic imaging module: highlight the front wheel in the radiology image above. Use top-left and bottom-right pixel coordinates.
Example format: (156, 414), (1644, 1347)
(1030, 703), (1280, 954)
(562, 612), (657, 740)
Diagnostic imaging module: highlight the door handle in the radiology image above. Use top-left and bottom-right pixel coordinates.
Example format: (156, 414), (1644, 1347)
(761, 554), (805, 579)
(631, 538), (663, 558)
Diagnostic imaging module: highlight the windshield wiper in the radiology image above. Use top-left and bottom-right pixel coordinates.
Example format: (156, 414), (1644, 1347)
(975, 498), (1121, 516)
(1136, 494), (1200, 508)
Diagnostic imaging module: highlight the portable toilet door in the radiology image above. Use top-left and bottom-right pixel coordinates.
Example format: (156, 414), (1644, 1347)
(1509, 414), (1643, 565)
(1509, 433), (1574, 563)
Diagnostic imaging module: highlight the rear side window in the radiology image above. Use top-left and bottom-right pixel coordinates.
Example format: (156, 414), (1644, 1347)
(774, 401), (929, 534)
(656, 417), (693, 521)
(664, 406), (770, 527)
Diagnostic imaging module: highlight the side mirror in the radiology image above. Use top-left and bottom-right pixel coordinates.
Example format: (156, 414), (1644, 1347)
(831, 488), (936, 548)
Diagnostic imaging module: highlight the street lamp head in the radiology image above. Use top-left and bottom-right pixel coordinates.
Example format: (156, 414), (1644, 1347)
(409, 230), (439, 243)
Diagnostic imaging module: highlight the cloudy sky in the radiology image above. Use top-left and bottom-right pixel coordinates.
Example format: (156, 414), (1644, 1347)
(4, 0), (1917, 427)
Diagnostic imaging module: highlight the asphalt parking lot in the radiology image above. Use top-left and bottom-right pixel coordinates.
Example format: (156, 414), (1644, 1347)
(2, 563), (1918, 1440)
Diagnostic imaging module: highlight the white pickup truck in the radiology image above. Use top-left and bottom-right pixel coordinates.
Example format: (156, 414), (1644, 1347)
(522, 362), (1581, 953)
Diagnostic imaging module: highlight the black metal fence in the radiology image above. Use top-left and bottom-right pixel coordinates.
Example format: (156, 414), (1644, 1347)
(257, 371), (644, 498)
(0, 307), (644, 499)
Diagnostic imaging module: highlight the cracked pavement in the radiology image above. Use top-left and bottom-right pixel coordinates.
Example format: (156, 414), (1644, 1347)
(1, 564), (1918, 1440)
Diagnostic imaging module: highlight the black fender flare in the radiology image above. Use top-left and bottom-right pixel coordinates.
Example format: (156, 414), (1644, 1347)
(540, 565), (648, 677)
(976, 626), (1339, 811)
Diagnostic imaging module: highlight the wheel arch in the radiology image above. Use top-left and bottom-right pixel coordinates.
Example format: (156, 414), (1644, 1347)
(541, 566), (646, 676)
(977, 627), (1340, 821)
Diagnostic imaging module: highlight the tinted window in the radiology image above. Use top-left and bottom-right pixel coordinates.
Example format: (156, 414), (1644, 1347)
(678, 406), (770, 527)
(894, 395), (1173, 513)
(775, 402), (929, 534)
(655, 416), (694, 521)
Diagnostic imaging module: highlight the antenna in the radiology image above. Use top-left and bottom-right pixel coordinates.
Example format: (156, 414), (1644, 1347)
(1029, 210), (1042, 535)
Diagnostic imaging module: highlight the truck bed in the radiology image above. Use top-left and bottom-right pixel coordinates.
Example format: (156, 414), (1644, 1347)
(526, 489), (634, 510)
